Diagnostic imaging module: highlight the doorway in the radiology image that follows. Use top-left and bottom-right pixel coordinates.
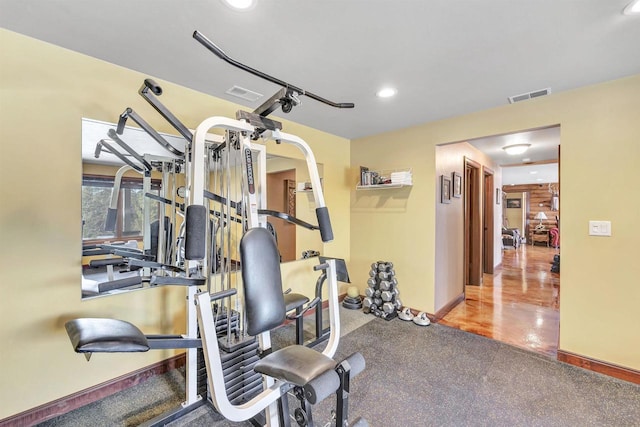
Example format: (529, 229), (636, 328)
(463, 160), (495, 287)
(464, 158), (482, 286)
(266, 169), (296, 262)
(443, 126), (561, 357)
(483, 167), (494, 274)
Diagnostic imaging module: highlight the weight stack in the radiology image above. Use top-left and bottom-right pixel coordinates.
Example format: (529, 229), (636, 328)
(201, 337), (263, 409)
(212, 304), (240, 337)
(200, 305), (261, 406)
(362, 260), (400, 321)
(219, 338), (263, 405)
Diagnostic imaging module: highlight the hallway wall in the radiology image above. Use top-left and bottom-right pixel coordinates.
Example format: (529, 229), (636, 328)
(351, 73), (640, 371)
(434, 142), (501, 312)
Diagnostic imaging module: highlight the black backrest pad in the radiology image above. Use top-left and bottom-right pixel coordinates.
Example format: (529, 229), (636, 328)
(240, 227), (286, 336)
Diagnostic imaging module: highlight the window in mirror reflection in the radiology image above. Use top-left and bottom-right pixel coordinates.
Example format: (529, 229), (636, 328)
(82, 175), (160, 241)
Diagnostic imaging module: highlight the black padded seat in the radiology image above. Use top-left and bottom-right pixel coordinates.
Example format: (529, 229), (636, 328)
(65, 318), (149, 353)
(283, 293), (309, 312)
(254, 345), (336, 387)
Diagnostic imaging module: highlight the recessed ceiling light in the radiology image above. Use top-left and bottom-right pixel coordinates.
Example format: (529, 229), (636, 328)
(623, 0), (640, 15)
(522, 158), (531, 162)
(530, 171), (538, 175)
(222, 0), (256, 10)
(502, 144), (531, 155)
(376, 87), (397, 98)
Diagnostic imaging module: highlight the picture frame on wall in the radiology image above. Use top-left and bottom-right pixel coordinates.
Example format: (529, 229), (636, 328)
(506, 198), (522, 209)
(452, 172), (462, 198)
(441, 175), (451, 204)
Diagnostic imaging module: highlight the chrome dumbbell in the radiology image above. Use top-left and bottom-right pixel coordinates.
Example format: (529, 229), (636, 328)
(381, 290), (394, 302)
(382, 302), (395, 314)
(379, 280), (391, 291)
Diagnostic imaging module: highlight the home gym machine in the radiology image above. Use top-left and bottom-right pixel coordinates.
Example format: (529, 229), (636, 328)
(66, 31), (365, 426)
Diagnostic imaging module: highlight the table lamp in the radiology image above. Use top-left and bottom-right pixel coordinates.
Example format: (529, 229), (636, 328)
(535, 212), (548, 229)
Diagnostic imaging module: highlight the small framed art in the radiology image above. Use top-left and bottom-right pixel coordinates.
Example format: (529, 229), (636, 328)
(441, 175), (451, 204)
(452, 172), (462, 198)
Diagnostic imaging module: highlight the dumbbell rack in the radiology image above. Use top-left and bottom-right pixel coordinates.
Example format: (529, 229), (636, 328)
(363, 261), (400, 320)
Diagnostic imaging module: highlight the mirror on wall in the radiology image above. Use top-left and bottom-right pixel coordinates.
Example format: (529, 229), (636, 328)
(81, 118), (324, 299)
(265, 154), (324, 262)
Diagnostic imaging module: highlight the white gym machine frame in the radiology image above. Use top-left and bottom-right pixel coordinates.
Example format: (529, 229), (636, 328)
(184, 116), (332, 425)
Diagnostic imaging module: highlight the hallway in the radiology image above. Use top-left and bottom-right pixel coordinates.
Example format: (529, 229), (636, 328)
(439, 244), (560, 358)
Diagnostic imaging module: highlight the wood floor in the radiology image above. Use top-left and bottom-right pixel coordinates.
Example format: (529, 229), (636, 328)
(439, 244), (560, 358)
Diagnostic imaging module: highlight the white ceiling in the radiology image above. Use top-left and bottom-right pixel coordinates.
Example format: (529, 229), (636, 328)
(2, 0), (639, 141)
(468, 126), (560, 185)
(1, 1), (636, 185)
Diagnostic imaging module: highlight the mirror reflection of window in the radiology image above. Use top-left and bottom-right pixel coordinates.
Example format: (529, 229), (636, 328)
(81, 118), (326, 300)
(82, 175), (160, 241)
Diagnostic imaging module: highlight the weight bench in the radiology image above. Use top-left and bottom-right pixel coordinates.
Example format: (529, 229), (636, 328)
(196, 227), (366, 426)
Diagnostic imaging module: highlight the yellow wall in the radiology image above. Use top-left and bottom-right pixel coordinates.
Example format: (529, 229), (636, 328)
(351, 73), (640, 370)
(0, 29), (350, 419)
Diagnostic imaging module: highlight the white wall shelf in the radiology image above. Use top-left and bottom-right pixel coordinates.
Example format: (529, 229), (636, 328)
(357, 168), (412, 190)
(356, 183), (411, 190)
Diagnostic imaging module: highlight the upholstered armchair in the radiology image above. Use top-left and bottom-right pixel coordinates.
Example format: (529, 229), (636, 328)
(502, 227), (521, 249)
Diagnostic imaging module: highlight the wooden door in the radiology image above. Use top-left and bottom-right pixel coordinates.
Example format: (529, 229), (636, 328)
(483, 167), (494, 274)
(464, 158), (482, 286)
(267, 169), (296, 262)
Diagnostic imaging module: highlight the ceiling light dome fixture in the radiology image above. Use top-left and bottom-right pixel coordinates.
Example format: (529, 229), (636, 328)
(222, 0), (256, 11)
(502, 144), (531, 155)
(623, 0), (640, 15)
(376, 87), (397, 98)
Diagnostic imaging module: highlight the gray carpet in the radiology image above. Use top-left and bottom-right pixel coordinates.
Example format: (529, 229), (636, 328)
(39, 312), (640, 427)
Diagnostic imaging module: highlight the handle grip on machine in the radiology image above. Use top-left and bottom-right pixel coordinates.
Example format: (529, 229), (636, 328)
(104, 208), (118, 232)
(143, 78), (162, 96)
(286, 296), (321, 320)
(314, 262), (330, 271)
(315, 206), (334, 242)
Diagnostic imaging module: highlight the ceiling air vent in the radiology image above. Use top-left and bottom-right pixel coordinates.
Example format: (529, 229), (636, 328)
(508, 88), (551, 104)
(225, 85), (263, 102)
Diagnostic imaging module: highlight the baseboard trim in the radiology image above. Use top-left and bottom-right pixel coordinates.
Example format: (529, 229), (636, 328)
(0, 354), (186, 427)
(557, 350), (640, 385)
(433, 292), (465, 322)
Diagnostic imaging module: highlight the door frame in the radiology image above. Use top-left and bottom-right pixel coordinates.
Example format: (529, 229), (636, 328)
(483, 167), (495, 274)
(464, 157), (482, 286)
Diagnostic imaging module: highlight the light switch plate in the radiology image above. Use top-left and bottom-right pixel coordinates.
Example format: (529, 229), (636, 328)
(589, 220), (611, 236)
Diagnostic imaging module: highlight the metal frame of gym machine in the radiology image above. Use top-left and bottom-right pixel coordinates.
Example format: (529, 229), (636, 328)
(68, 29), (357, 426)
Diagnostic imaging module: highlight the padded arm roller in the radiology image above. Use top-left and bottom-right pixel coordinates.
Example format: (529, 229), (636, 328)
(104, 208), (118, 232)
(342, 352), (366, 378)
(184, 205), (207, 260)
(316, 207), (333, 242)
(303, 369), (340, 405)
(150, 276), (206, 287)
(98, 276), (143, 293)
(89, 257), (125, 268)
